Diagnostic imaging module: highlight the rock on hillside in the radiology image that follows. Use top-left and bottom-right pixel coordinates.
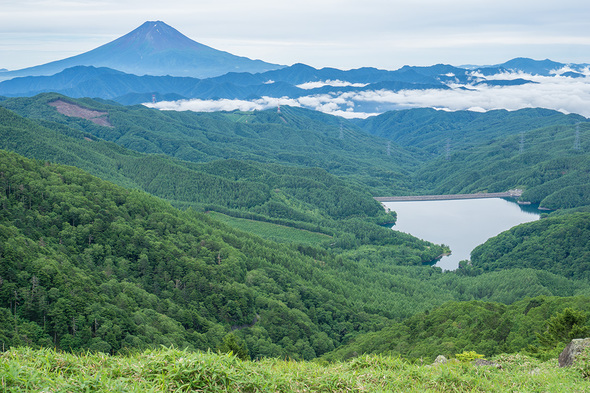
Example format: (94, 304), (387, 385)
(558, 338), (590, 367)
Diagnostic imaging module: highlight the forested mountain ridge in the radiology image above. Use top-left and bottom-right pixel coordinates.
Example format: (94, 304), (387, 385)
(4, 93), (590, 213)
(0, 101), (379, 219)
(469, 213), (590, 279)
(0, 149), (439, 358)
(322, 295), (590, 362)
(0, 93), (417, 195)
(356, 107), (584, 153)
(0, 100), (449, 262)
(4, 93), (589, 206)
(350, 105), (590, 211)
(410, 122), (590, 210)
(4, 93), (590, 252)
(3, 149), (590, 360)
(2, 91), (590, 361)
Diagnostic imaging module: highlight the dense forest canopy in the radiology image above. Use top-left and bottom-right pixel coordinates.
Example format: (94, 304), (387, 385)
(469, 213), (590, 280)
(1, 93), (590, 361)
(2, 150), (590, 360)
(2, 93), (589, 211)
(0, 149), (410, 357)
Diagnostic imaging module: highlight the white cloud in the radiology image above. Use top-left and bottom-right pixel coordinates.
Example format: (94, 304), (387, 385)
(144, 95), (375, 118)
(296, 80), (369, 90)
(145, 97), (298, 112)
(145, 72), (590, 119)
(334, 72), (590, 117)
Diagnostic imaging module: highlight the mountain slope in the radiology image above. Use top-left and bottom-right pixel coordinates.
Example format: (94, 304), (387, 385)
(322, 295), (590, 362)
(0, 94), (419, 195)
(6, 148), (578, 359)
(4, 93), (588, 211)
(0, 149), (433, 358)
(3, 56), (583, 109)
(3, 99), (590, 361)
(357, 108), (585, 154)
(0, 98), (457, 272)
(0, 21), (283, 80)
(410, 121), (590, 210)
(0, 64), (448, 104)
(470, 213), (590, 279)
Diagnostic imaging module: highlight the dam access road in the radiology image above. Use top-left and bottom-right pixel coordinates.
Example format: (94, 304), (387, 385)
(374, 190), (523, 202)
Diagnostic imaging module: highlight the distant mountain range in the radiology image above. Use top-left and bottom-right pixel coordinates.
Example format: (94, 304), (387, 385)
(464, 57), (589, 76)
(0, 21), (587, 114)
(0, 63), (455, 104)
(0, 58), (585, 109)
(0, 21), (283, 80)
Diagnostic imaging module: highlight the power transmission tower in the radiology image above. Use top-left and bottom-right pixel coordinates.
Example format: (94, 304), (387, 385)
(339, 123), (344, 140)
(386, 141), (391, 156)
(519, 132), (525, 154)
(574, 123), (581, 150)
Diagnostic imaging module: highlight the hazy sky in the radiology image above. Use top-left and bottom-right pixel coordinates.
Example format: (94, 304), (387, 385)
(1, 0), (589, 71)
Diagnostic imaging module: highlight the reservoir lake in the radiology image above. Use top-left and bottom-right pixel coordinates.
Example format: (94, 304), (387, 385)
(382, 198), (542, 270)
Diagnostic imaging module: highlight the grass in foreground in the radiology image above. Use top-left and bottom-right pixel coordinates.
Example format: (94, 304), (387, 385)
(1, 347), (589, 392)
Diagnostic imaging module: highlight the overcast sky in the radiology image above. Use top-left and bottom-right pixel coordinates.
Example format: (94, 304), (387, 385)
(1, 0), (589, 71)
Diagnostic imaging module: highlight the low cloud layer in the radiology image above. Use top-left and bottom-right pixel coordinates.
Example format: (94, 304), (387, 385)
(146, 71), (590, 119)
(350, 73), (590, 117)
(145, 95), (372, 119)
(296, 80), (369, 90)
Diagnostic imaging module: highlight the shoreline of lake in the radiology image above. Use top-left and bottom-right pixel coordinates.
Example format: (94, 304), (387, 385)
(382, 198), (542, 270)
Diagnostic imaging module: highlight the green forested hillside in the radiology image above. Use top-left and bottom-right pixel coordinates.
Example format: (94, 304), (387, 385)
(322, 295), (590, 362)
(0, 103), (428, 258)
(0, 93), (417, 195)
(357, 107), (584, 154)
(357, 107), (590, 211)
(411, 123), (590, 210)
(0, 102), (376, 217)
(3, 150), (589, 360)
(4, 94), (589, 212)
(0, 149), (402, 357)
(2, 92), (590, 364)
(469, 213), (590, 279)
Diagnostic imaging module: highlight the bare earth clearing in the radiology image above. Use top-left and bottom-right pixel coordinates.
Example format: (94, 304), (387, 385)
(48, 99), (112, 127)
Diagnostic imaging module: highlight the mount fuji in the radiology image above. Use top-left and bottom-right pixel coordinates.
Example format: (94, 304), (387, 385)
(0, 21), (283, 80)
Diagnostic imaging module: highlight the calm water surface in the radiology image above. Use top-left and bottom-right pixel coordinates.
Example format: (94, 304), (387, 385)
(383, 198), (541, 270)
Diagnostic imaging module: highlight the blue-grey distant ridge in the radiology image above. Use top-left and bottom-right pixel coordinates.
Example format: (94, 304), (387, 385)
(0, 21), (284, 80)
